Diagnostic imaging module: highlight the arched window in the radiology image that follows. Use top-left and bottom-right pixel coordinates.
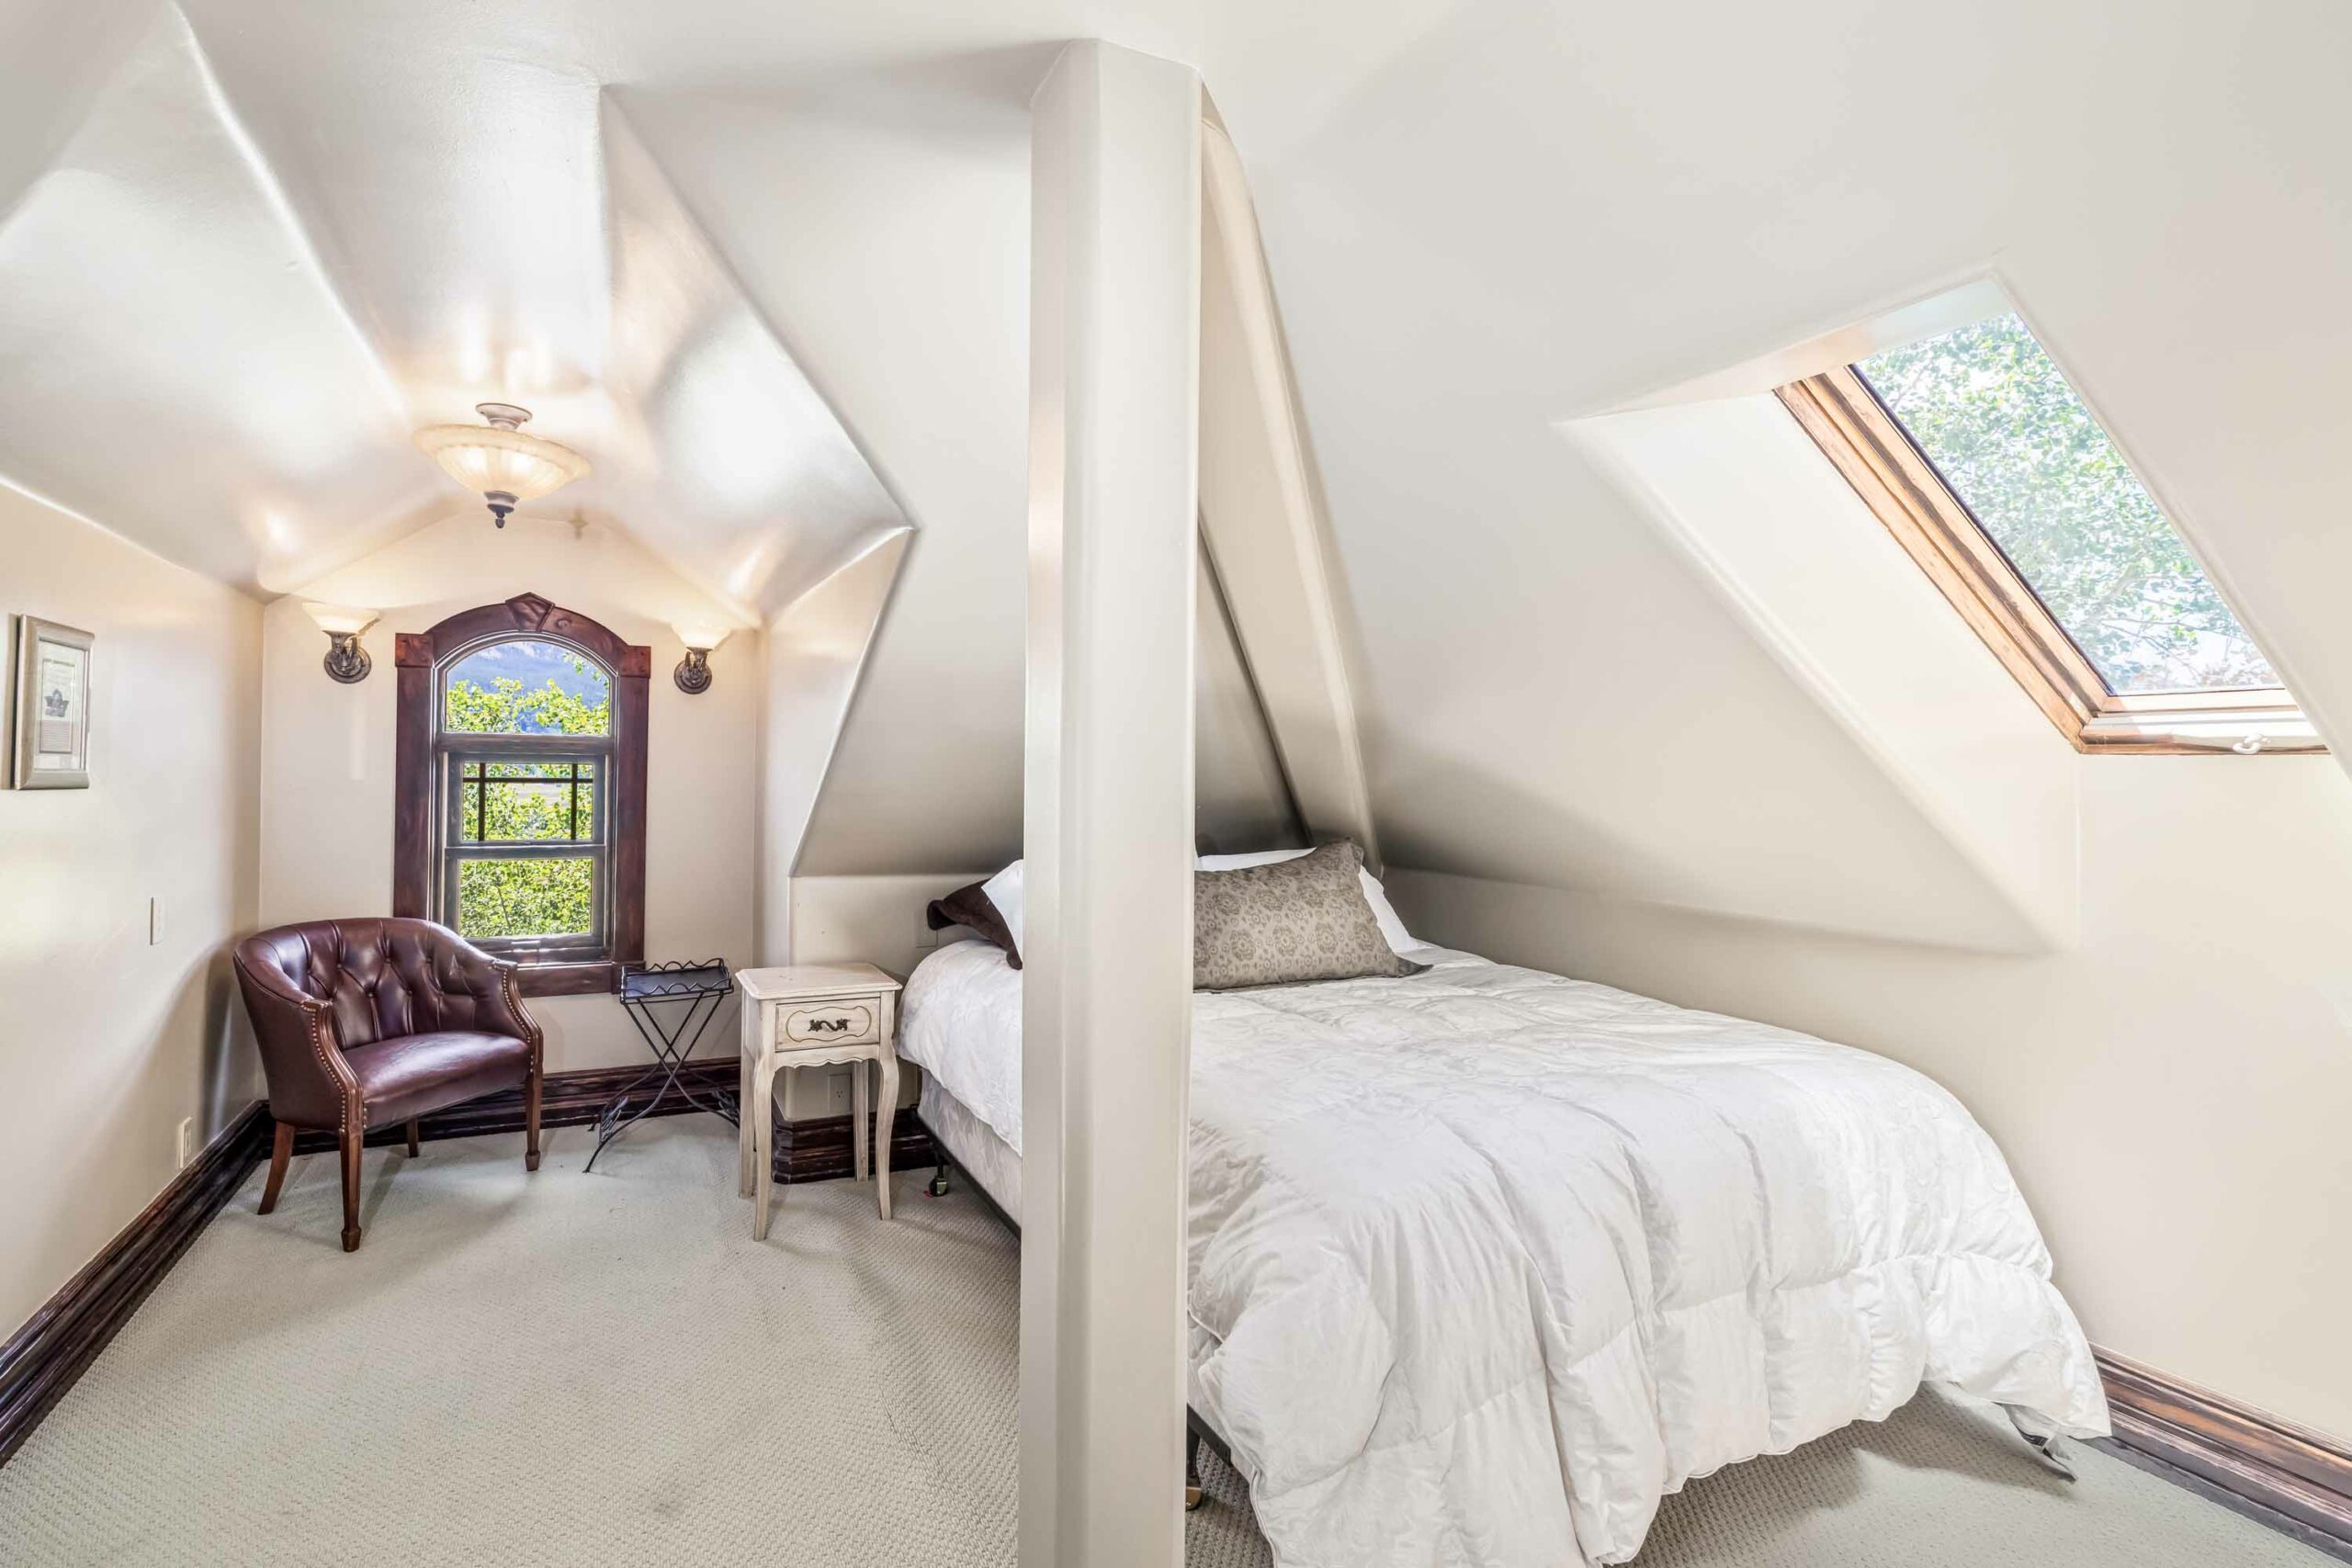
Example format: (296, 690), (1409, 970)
(394, 594), (649, 995)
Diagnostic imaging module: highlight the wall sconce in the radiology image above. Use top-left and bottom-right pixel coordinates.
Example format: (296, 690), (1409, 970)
(304, 604), (380, 683)
(672, 625), (730, 695)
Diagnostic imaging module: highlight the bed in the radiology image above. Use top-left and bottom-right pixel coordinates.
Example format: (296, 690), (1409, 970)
(899, 934), (2109, 1568)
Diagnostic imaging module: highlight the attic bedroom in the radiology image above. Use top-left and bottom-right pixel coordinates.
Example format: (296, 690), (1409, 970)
(3, 3), (2348, 1565)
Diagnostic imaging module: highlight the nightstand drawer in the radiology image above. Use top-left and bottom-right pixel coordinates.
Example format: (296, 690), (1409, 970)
(780, 999), (880, 1048)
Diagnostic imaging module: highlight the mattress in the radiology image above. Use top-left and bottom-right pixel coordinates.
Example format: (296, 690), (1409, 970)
(898, 937), (2108, 1568)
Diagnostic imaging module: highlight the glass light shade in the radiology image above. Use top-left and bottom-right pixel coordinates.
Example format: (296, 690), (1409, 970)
(413, 405), (590, 508)
(303, 603), (379, 637)
(671, 623), (733, 654)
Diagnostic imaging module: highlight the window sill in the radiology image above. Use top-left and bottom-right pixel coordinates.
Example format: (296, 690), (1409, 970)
(2079, 708), (2326, 755)
(513, 960), (619, 998)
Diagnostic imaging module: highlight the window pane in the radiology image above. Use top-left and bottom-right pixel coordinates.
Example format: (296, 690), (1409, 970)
(456, 857), (595, 940)
(458, 761), (595, 843)
(443, 639), (612, 735)
(1856, 314), (2278, 695)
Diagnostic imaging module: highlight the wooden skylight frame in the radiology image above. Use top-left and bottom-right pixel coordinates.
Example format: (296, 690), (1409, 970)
(1777, 367), (2319, 756)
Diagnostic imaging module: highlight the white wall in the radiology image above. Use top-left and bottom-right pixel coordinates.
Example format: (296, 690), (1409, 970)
(777, 873), (962, 1120)
(1564, 390), (2081, 953)
(757, 531), (910, 964)
(1389, 751), (2352, 1438)
(1197, 118), (1375, 861)
(0, 484), (261, 1336)
(257, 513), (758, 1071)
(791, 539), (1296, 880)
(627, 86), (1037, 879)
(788, 874), (983, 986)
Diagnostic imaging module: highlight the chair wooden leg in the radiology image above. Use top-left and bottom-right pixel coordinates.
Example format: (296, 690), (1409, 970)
(525, 1066), (542, 1172)
(340, 1123), (364, 1253)
(258, 1122), (294, 1215)
(404, 1119), (420, 1157)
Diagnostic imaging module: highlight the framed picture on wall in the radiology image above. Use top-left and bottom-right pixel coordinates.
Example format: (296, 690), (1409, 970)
(10, 615), (95, 790)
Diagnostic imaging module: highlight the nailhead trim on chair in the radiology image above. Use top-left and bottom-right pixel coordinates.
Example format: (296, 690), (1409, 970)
(300, 1001), (357, 1136)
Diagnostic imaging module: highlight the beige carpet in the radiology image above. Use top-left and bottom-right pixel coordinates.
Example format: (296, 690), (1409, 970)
(0, 1118), (1018, 1567)
(0, 1117), (2335, 1567)
(1182, 1390), (2346, 1567)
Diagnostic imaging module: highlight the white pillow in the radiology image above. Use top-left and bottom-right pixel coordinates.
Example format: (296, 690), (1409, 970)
(980, 848), (1420, 960)
(1196, 847), (1422, 957)
(981, 860), (1025, 952)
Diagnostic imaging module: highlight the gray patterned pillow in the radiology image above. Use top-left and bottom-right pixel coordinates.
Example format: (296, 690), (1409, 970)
(1193, 841), (1428, 991)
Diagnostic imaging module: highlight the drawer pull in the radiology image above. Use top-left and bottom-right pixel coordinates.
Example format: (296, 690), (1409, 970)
(781, 1002), (879, 1046)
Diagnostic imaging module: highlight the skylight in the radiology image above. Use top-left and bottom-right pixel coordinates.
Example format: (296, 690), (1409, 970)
(1853, 314), (2276, 697)
(1776, 304), (2314, 753)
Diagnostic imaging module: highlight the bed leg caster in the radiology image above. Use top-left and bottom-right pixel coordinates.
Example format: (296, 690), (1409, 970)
(928, 1163), (951, 1198)
(2005, 1407), (2077, 1481)
(1185, 1427), (1205, 1511)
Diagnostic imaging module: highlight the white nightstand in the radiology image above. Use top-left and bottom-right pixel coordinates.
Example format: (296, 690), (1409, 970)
(736, 963), (904, 1239)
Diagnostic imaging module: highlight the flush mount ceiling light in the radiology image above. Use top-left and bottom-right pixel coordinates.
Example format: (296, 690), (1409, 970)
(413, 403), (591, 527)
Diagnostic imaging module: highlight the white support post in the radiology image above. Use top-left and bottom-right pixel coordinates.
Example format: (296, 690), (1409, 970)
(1021, 39), (1202, 1568)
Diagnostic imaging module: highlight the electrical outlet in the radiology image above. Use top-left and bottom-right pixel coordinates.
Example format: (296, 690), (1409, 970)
(175, 1117), (196, 1168)
(828, 1069), (851, 1113)
(149, 896), (165, 946)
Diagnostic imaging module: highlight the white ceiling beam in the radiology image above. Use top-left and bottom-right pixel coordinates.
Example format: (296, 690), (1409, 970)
(1020, 39), (1200, 1568)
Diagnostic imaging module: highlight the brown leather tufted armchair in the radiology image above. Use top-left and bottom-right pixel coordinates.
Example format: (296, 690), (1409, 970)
(232, 918), (543, 1251)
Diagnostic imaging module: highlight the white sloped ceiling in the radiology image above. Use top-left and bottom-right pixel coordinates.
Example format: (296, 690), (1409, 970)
(1, 0), (918, 616)
(1227, 0), (2352, 942)
(0, 6), (430, 590)
(7, 0), (2352, 948)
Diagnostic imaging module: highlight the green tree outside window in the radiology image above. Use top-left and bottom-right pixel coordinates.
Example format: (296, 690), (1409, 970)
(444, 650), (611, 941)
(1858, 314), (2277, 695)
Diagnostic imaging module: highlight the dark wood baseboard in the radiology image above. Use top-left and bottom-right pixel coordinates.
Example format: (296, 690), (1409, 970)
(0, 1102), (271, 1465)
(287, 1056), (746, 1155)
(286, 1056), (936, 1183)
(2098, 1348), (2352, 1551)
(774, 1105), (937, 1183)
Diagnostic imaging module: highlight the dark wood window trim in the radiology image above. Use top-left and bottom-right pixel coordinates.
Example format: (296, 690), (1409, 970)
(393, 592), (650, 996)
(1778, 368), (2320, 756)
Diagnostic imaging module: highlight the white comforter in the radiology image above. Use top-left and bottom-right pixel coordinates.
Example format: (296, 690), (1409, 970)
(899, 941), (2108, 1568)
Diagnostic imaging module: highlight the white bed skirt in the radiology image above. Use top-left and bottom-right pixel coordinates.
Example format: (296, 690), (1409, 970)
(920, 1075), (1023, 1225)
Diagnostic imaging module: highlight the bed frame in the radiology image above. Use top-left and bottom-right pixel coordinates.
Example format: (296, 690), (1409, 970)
(918, 1122), (1231, 1510)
